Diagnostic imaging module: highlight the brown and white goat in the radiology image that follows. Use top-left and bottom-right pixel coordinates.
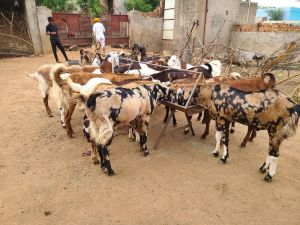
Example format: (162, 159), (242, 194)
(51, 64), (143, 137)
(28, 63), (112, 116)
(196, 80), (300, 182)
(83, 82), (168, 175)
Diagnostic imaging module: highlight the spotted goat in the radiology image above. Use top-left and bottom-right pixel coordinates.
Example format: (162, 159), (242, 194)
(82, 82), (169, 175)
(195, 74), (300, 182)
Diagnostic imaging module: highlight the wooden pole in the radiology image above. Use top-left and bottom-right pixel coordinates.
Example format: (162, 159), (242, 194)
(276, 73), (300, 85)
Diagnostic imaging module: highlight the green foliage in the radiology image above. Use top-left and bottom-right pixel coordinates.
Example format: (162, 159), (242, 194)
(267, 8), (284, 21)
(77, 0), (102, 16)
(125, 0), (159, 12)
(35, 0), (76, 12)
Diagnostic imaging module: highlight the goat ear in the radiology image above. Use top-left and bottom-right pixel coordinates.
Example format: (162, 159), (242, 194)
(77, 95), (87, 104)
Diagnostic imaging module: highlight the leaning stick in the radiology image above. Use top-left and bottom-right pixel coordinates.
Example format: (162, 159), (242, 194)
(276, 73), (300, 85)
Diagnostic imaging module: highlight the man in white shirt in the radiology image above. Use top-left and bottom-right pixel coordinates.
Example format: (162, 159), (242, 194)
(92, 18), (106, 54)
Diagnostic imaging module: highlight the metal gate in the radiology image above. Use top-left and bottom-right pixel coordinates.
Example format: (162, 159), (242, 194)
(100, 14), (129, 45)
(52, 13), (92, 47)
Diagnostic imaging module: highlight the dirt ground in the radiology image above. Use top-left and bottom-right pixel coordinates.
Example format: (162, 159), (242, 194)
(0, 50), (300, 225)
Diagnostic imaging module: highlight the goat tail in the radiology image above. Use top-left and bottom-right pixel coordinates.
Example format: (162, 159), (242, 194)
(282, 104), (300, 139)
(51, 63), (68, 87)
(27, 72), (38, 80)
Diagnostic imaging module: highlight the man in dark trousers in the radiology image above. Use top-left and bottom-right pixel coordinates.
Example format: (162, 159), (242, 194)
(46, 17), (69, 63)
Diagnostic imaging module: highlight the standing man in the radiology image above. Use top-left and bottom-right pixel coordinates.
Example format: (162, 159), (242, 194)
(46, 17), (69, 63)
(92, 18), (106, 54)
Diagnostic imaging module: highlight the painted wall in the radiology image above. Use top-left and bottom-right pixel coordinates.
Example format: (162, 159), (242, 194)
(257, 7), (300, 21)
(231, 31), (300, 55)
(128, 10), (163, 52)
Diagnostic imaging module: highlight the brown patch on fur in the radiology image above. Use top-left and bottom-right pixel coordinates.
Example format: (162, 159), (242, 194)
(222, 75), (275, 93)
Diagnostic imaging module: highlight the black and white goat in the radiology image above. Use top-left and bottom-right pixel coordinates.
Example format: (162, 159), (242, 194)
(83, 82), (169, 175)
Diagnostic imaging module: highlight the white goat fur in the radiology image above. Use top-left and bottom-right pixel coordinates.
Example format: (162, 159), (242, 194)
(125, 63), (160, 76)
(167, 55), (194, 69)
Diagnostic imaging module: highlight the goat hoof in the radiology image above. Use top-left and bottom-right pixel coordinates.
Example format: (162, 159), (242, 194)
(230, 129), (235, 134)
(163, 119), (167, 123)
(219, 158), (227, 164)
(240, 143), (246, 148)
(173, 123), (177, 127)
(108, 170), (116, 176)
(93, 160), (100, 165)
(101, 167), (108, 173)
(143, 151), (149, 157)
(212, 152), (219, 157)
(201, 134), (207, 139)
(48, 113), (53, 117)
(259, 166), (267, 174)
(264, 174), (272, 182)
(184, 129), (190, 134)
(249, 139), (254, 142)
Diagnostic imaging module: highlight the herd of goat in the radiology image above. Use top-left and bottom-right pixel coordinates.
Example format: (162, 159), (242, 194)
(28, 44), (300, 182)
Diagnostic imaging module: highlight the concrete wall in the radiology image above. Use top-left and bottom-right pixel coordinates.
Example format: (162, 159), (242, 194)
(36, 6), (52, 54)
(204, 0), (240, 45)
(230, 31), (300, 55)
(236, 2), (257, 24)
(171, 0), (206, 58)
(128, 10), (163, 52)
(114, 0), (127, 14)
(24, 0), (43, 55)
(165, 0), (240, 59)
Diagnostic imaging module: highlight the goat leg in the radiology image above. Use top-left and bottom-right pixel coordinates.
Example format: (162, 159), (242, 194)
(240, 126), (253, 148)
(219, 122), (230, 164)
(97, 145), (115, 176)
(43, 94), (53, 117)
(91, 142), (99, 164)
(137, 121), (149, 156)
(65, 104), (76, 138)
(172, 112), (177, 127)
(249, 129), (257, 142)
(163, 106), (169, 123)
(260, 132), (280, 182)
(230, 121), (235, 133)
(197, 112), (202, 121)
(140, 133), (149, 157)
(201, 110), (211, 139)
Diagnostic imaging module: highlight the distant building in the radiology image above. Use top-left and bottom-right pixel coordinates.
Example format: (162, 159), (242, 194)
(257, 7), (300, 21)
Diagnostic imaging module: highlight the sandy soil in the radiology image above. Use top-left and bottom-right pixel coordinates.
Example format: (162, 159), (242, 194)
(0, 50), (300, 225)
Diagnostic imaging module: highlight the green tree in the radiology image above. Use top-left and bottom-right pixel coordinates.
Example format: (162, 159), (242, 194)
(125, 0), (159, 12)
(35, 0), (76, 12)
(267, 8), (284, 21)
(77, 0), (103, 16)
